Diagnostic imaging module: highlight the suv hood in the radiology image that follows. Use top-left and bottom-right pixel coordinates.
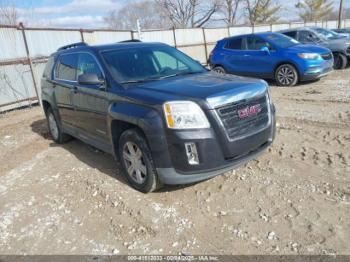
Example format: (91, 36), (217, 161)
(287, 44), (330, 54)
(125, 72), (268, 109)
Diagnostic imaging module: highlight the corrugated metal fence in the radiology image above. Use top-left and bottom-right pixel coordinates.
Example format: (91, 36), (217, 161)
(1, 19), (350, 112)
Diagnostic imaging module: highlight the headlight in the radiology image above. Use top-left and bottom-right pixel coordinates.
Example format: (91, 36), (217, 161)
(298, 53), (321, 60)
(163, 101), (210, 129)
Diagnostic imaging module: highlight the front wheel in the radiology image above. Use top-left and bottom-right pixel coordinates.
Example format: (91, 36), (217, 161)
(212, 66), (226, 74)
(118, 129), (162, 193)
(333, 53), (347, 70)
(275, 64), (298, 86)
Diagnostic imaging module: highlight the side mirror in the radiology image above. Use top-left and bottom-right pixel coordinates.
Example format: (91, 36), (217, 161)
(78, 73), (105, 87)
(260, 46), (270, 55)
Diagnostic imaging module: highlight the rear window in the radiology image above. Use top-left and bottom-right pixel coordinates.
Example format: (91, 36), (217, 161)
(283, 31), (297, 39)
(43, 56), (55, 79)
(225, 38), (243, 50)
(55, 53), (78, 81)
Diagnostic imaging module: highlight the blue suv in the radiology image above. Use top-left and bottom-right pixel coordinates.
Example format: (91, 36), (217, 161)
(209, 32), (333, 86)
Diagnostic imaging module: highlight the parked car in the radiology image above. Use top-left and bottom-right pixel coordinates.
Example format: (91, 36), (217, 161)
(209, 32), (333, 86)
(41, 41), (276, 193)
(332, 28), (350, 38)
(280, 27), (350, 69)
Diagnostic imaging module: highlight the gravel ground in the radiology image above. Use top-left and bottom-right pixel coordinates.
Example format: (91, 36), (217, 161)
(0, 69), (349, 255)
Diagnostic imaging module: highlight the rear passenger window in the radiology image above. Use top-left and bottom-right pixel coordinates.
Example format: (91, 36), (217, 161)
(284, 31), (297, 39)
(225, 38), (243, 50)
(55, 54), (78, 81)
(43, 56), (55, 79)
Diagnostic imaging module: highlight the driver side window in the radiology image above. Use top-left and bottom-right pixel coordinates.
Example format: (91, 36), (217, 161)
(153, 51), (188, 71)
(246, 36), (273, 51)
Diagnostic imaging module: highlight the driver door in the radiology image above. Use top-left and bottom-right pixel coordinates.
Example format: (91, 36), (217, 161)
(73, 52), (109, 143)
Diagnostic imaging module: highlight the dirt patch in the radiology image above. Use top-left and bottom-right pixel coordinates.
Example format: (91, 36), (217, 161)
(0, 69), (349, 255)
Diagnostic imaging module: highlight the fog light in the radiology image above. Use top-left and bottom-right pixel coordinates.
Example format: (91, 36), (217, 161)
(185, 142), (199, 165)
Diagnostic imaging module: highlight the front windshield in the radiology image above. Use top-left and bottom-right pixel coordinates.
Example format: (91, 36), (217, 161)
(314, 28), (342, 39)
(102, 45), (206, 84)
(265, 33), (300, 48)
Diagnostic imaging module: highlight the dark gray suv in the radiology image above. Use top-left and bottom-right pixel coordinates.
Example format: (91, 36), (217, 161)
(280, 27), (350, 69)
(41, 41), (276, 193)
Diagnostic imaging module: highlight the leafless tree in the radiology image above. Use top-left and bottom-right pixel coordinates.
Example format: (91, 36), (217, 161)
(0, 0), (18, 25)
(219, 0), (242, 26)
(245, 0), (281, 25)
(155, 0), (221, 28)
(104, 0), (171, 30)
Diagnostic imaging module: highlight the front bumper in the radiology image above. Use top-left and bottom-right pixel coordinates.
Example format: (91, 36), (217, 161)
(157, 139), (272, 185)
(156, 104), (276, 185)
(300, 60), (333, 81)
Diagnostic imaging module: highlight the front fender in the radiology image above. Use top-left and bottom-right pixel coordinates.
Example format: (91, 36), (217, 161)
(108, 103), (172, 168)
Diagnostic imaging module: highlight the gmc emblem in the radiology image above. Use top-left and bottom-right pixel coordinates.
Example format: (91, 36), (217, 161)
(237, 104), (261, 119)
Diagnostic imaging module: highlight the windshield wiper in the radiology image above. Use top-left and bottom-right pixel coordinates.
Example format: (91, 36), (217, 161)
(121, 71), (203, 84)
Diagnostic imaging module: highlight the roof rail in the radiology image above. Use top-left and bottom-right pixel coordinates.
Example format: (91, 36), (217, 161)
(57, 42), (87, 51)
(119, 39), (142, 43)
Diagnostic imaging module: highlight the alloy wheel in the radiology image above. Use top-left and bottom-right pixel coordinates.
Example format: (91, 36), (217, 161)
(122, 142), (147, 184)
(48, 112), (59, 140)
(277, 66), (295, 86)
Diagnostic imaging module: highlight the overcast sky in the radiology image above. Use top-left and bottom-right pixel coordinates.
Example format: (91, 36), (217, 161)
(10, 0), (350, 28)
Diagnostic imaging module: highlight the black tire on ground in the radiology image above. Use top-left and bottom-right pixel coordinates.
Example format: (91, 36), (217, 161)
(333, 53), (347, 70)
(45, 107), (71, 144)
(118, 128), (162, 193)
(212, 66), (226, 74)
(274, 64), (299, 86)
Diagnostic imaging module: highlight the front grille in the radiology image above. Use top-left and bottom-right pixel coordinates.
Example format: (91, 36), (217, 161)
(321, 53), (333, 60)
(216, 95), (270, 140)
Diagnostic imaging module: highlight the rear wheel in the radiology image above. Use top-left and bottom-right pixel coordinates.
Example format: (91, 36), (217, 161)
(275, 64), (298, 86)
(212, 66), (226, 74)
(333, 53), (347, 70)
(45, 107), (71, 144)
(118, 129), (162, 193)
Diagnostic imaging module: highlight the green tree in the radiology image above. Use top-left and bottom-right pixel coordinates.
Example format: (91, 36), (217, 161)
(296, 0), (334, 22)
(245, 0), (281, 25)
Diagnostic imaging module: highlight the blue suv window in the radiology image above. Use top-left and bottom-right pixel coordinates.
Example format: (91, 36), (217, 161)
(55, 54), (78, 81)
(225, 38), (243, 50)
(246, 36), (272, 51)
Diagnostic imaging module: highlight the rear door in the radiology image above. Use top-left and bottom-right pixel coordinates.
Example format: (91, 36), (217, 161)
(221, 37), (247, 74)
(53, 53), (78, 127)
(73, 52), (109, 143)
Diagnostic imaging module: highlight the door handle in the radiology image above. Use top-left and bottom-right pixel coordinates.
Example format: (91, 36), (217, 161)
(72, 86), (78, 94)
(243, 54), (250, 57)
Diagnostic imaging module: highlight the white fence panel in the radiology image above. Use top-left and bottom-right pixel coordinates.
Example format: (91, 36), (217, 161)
(272, 23), (290, 31)
(326, 20), (338, 29)
(229, 26), (252, 36)
(175, 28), (204, 46)
(0, 63), (36, 112)
(204, 28), (229, 44)
(253, 25), (270, 32)
(25, 29), (82, 58)
(140, 30), (175, 46)
(178, 45), (206, 64)
(290, 22), (304, 28)
(0, 28), (27, 60)
(83, 31), (132, 45)
(345, 19), (350, 27)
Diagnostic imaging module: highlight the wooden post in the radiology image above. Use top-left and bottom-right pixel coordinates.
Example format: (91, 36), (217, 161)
(19, 22), (41, 107)
(202, 28), (208, 65)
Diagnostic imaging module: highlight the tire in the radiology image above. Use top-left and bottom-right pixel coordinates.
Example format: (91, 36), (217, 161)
(333, 53), (347, 70)
(212, 66), (226, 74)
(45, 107), (71, 144)
(275, 64), (298, 86)
(118, 128), (162, 193)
